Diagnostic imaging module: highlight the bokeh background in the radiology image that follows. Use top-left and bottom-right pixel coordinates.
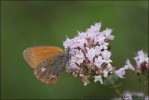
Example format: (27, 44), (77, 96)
(1, 1), (148, 99)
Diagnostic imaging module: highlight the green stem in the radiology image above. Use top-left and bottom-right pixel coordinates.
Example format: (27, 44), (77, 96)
(105, 77), (124, 100)
(143, 74), (148, 99)
(143, 80), (147, 98)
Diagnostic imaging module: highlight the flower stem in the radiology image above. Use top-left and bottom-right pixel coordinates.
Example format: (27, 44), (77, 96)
(143, 74), (148, 99)
(105, 77), (124, 100)
(143, 80), (147, 98)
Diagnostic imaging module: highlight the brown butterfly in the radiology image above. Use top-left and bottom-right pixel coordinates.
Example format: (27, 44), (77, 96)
(23, 46), (69, 84)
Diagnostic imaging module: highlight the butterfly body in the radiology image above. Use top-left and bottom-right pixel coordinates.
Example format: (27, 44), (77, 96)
(23, 46), (69, 84)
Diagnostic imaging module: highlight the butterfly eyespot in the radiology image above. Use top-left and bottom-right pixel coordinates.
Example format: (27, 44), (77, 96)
(47, 77), (49, 79)
(42, 61), (46, 65)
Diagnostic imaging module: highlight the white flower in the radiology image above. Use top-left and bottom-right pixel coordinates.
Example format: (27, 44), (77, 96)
(101, 50), (112, 63)
(94, 56), (103, 69)
(93, 34), (109, 50)
(134, 50), (148, 69)
(63, 36), (72, 48)
(101, 28), (115, 40)
(69, 62), (79, 70)
(95, 46), (101, 55)
(123, 91), (132, 100)
(103, 64), (113, 77)
(87, 22), (101, 32)
(86, 47), (96, 63)
(94, 75), (103, 84)
(71, 50), (85, 65)
(125, 59), (135, 71)
(94, 35), (105, 44)
(114, 67), (127, 78)
(76, 32), (89, 49)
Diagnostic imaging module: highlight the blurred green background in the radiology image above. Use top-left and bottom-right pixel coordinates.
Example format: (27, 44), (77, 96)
(1, 1), (148, 99)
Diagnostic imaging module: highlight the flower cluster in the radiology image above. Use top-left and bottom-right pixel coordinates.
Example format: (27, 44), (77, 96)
(125, 50), (148, 74)
(63, 22), (115, 86)
(114, 50), (148, 78)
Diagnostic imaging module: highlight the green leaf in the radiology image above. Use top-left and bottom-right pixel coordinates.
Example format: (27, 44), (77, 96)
(116, 82), (123, 87)
(108, 82), (123, 88)
(103, 73), (119, 86)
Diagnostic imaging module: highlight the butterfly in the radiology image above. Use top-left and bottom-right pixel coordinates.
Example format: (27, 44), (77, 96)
(23, 46), (70, 84)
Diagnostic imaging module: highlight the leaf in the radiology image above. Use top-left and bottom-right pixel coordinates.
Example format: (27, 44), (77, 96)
(110, 73), (119, 82)
(103, 73), (119, 86)
(108, 82), (123, 89)
(116, 82), (123, 87)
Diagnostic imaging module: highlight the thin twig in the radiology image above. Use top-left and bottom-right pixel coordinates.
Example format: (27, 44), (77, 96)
(105, 77), (124, 100)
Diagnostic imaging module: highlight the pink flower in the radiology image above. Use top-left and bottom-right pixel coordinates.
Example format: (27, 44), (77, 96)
(79, 74), (85, 78)
(101, 28), (115, 40)
(69, 62), (79, 70)
(70, 50), (85, 65)
(125, 59), (135, 71)
(103, 64), (113, 77)
(63, 36), (72, 48)
(123, 91), (132, 100)
(134, 50), (148, 69)
(94, 75), (103, 84)
(94, 56), (103, 69)
(101, 50), (112, 63)
(86, 47), (96, 63)
(83, 82), (88, 86)
(63, 22), (114, 86)
(125, 50), (148, 72)
(95, 46), (101, 55)
(114, 67), (127, 78)
(87, 22), (101, 32)
(75, 32), (89, 49)
(94, 35), (105, 45)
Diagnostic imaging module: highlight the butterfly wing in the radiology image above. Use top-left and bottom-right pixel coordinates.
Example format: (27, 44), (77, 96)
(23, 46), (63, 68)
(34, 53), (67, 84)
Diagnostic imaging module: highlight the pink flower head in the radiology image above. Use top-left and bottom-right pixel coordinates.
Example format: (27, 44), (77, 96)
(134, 50), (148, 69)
(125, 50), (148, 73)
(63, 22), (115, 86)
